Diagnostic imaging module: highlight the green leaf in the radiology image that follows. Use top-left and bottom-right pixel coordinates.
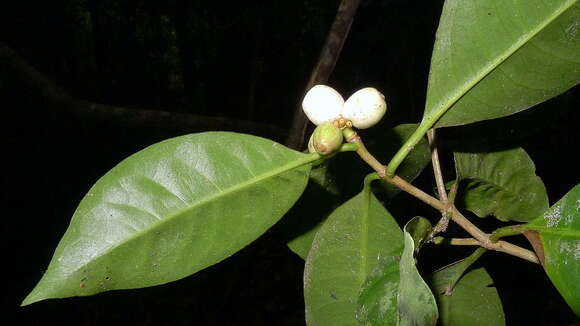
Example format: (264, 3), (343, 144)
(454, 147), (548, 222)
(281, 163), (342, 260)
(398, 217), (438, 326)
(356, 217), (438, 326)
(283, 124), (430, 260)
(403, 216), (432, 251)
(23, 132), (314, 306)
(425, 0), (580, 128)
(356, 257), (400, 326)
(304, 182), (403, 326)
(428, 266), (505, 326)
(526, 184), (580, 316)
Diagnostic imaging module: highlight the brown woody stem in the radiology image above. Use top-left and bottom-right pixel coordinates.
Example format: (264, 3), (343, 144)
(347, 133), (539, 264)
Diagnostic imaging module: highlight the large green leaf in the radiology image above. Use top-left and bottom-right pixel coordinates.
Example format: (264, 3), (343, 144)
(284, 124), (430, 260)
(428, 266), (505, 326)
(425, 0), (580, 128)
(526, 184), (580, 316)
(356, 217), (438, 326)
(304, 180), (404, 326)
(454, 147), (548, 222)
(23, 132), (314, 306)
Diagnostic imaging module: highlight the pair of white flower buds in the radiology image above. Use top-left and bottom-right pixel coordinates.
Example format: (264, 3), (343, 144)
(302, 85), (387, 129)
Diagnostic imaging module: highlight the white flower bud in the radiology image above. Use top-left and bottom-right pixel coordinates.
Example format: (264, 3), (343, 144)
(342, 87), (387, 129)
(302, 85), (344, 125)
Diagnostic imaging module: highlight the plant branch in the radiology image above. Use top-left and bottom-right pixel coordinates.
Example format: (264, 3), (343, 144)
(490, 224), (530, 242)
(427, 129), (451, 236)
(285, 0), (361, 150)
(427, 129), (448, 203)
(347, 133), (539, 264)
(386, 120), (432, 177)
(433, 237), (480, 246)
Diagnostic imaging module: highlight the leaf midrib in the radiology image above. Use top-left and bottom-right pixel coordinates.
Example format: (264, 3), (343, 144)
(426, 0), (577, 123)
(67, 152), (317, 275)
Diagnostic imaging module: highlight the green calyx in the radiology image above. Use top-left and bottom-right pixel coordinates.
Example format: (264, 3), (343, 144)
(310, 122), (344, 155)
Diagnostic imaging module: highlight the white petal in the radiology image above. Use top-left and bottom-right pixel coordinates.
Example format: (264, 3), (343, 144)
(302, 85), (344, 125)
(342, 87), (387, 129)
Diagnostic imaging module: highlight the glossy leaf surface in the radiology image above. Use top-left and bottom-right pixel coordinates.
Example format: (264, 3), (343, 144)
(356, 257), (400, 326)
(425, 0), (580, 127)
(304, 182), (403, 326)
(454, 148), (548, 222)
(397, 217), (438, 326)
(356, 217), (438, 326)
(428, 266), (505, 326)
(526, 184), (580, 315)
(23, 132), (313, 305)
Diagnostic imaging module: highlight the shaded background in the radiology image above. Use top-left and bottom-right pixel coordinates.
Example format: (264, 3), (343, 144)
(1, 0), (578, 325)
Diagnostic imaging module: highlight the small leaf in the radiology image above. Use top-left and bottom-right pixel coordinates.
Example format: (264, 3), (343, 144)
(23, 132), (314, 306)
(425, 0), (580, 127)
(526, 184), (580, 316)
(428, 266), (505, 326)
(284, 124), (430, 260)
(403, 216), (432, 251)
(398, 217), (438, 326)
(454, 148), (548, 222)
(304, 183), (403, 326)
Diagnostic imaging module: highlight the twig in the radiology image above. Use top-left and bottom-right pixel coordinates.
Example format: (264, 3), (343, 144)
(433, 237), (480, 246)
(347, 132), (539, 264)
(427, 129), (448, 203)
(490, 224), (530, 242)
(427, 129), (450, 235)
(285, 0), (362, 149)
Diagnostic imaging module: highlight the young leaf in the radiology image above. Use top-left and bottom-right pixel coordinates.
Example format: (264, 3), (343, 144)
(428, 266), (505, 326)
(22, 132), (314, 306)
(284, 124), (430, 260)
(397, 217), (438, 326)
(525, 184), (580, 316)
(356, 217), (438, 326)
(454, 148), (548, 222)
(304, 180), (404, 326)
(425, 0), (580, 128)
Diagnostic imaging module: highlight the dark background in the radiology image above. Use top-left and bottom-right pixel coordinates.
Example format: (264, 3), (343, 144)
(2, 0), (578, 325)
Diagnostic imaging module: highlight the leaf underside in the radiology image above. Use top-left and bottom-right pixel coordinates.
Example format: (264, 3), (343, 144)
(527, 184), (580, 316)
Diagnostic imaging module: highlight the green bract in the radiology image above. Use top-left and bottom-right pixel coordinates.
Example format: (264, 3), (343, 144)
(312, 122), (344, 155)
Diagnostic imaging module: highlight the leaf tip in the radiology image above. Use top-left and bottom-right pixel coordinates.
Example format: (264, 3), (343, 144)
(21, 289), (45, 307)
